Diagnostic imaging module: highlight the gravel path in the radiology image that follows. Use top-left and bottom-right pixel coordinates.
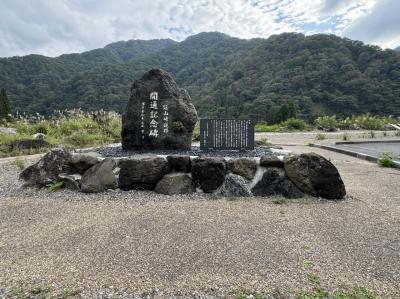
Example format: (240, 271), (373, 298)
(1, 138), (400, 298)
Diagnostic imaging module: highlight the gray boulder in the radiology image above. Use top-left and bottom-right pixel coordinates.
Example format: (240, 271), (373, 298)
(251, 167), (304, 199)
(217, 173), (252, 197)
(122, 69), (198, 150)
(33, 133), (46, 140)
(155, 173), (194, 195)
(227, 158), (257, 180)
(118, 156), (170, 190)
(19, 148), (72, 186)
(59, 173), (81, 190)
(284, 153), (346, 199)
(167, 155), (191, 172)
(81, 158), (117, 193)
(260, 154), (283, 167)
(69, 152), (100, 174)
(191, 157), (226, 193)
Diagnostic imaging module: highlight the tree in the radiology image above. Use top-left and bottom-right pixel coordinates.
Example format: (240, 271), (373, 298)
(0, 88), (11, 120)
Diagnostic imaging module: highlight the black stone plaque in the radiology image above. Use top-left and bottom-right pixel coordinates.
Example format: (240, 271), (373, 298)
(200, 119), (255, 150)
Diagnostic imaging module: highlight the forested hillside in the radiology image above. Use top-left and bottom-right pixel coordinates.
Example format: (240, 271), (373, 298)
(1, 32), (400, 122)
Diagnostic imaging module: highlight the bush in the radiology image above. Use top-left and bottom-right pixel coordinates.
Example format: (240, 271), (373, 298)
(281, 118), (309, 131)
(192, 122), (200, 141)
(378, 152), (395, 167)
(341, 133), (350, 141)
(255, 123), (280, 132)
(315, 133), (326, 140)
(314, 115), (337, 130)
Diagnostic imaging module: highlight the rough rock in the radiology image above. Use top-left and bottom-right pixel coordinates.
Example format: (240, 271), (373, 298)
(33, 133), (46, 140)
(59, 173), (81, 190)
(122, 69), (198, 150)
(19, 148), (72, 186)
(260, 154), (283, 167)
(167, 155), (191, 172)
(118, 156), (170, 190)
(70, 152), (101, 174)
(251, 167), (304, 199)
(191, 157), (226, 193)
(227, 158), (257, 180)
(81, 158), (117, 193)
(0, 127), (17, 135)
(10, 139), (50, 151)
(217, 173), (252, 197)
(284, 153), (346, 199)
(155, 173), (194, 195)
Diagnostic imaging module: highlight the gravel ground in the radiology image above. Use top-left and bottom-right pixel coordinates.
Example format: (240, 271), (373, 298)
(1, 134), (400, 298)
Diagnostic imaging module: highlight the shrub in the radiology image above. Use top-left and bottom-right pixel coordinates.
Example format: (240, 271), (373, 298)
(341, 133), (350, 141)
(281, 118), (309, 131)
(378, 152), (395, 167)
(314, 115), (337, 130)
(315, 133), (326, 140)
(255, 123), (280, 132)
(192, 122), (200, 141)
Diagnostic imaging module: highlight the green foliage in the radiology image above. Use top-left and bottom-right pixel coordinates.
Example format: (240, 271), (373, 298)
(0, 88), (11, 120)
(378, 152), (395, 167)
(315, 115), (338, 130)
(192, 121), (200, 141)
(255, 123), (280, 132)
(12, 157), (25, 170)
(47, 181), (64, 192)
(62, 288), (82, 298)
(1, 32), (399, 120)
(281, 118), (309, 131)
(315, 133), (326, 140)
(341, 133), (350, 141)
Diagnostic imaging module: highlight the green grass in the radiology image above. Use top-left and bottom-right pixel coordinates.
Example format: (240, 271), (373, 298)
(46, 181), (64, 192)
(378, 152), (395, 168)
(315, 133), (326, 140)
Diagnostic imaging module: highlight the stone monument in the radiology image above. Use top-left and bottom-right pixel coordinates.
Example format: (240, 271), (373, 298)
(122, 69), (198, 150)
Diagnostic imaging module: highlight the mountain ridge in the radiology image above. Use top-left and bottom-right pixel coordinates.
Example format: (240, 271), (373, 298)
(1, 32), (399, 120)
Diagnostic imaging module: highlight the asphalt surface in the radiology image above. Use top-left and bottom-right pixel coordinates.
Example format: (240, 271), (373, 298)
(333, 142), (400, 161)
(1, 139), (400, 297)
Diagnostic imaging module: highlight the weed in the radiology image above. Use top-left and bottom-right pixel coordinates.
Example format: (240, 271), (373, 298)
(383, 131), (387, 137)
(30, 284), (53, 296)
(12, 157), (25, 170)
(308, 272), (321, 285)
(62, 288), (82, 298)
(315, 133), (326, 140)
(303, 260), (315, 269)
(273, 198), (287, 205)
(12, 288), (26, 299)
(256, 138), (271, 146)
(368, 131), (375, 138)
(378, 152), (394, 167)
(341, 133), (350, 141)
(47, 181), (64, 192)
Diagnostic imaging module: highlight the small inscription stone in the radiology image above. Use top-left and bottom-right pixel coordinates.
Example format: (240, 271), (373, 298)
(200, 119), (254, 150)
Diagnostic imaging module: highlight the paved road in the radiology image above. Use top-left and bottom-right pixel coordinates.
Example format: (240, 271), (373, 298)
(1, 145), (400, 298)
(333, 142), (400, 161)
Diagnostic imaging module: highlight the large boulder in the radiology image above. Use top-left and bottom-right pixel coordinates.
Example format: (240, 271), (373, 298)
(251, 167), (304, 199)
(81, 158), (117, 193)
(122, 69), (198, 150)
(69, 152), (101, 174)
(283, 153), (346, 199)
(19, 148), (71, 186)
(227, 158), (257, 180)
(167, 155), (191, 172)
(217, 173), (252, 197)
(191, 157), (226, 193)
(118, 156), (170, 190)
(155, 173), (194, 195)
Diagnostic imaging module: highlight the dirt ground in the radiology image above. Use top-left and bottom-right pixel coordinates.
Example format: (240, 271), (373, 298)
(0, 132), (399, 298)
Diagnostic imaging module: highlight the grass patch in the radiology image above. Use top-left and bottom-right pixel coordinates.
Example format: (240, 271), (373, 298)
(315, 133), (326, 140)
(46, 181), (64, 192)
(341, 133), (350, 141)
(12, 157), (25, 170)
(62, 288), (82, 298)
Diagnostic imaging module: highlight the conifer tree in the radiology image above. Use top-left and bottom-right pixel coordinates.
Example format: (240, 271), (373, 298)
(0, 88), (11, 120)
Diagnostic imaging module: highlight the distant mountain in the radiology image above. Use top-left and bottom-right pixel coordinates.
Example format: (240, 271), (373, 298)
(395, 46), (400, 53)
(1, 32), (399, 121)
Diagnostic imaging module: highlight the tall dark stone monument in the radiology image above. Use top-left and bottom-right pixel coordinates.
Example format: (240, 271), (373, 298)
(122, 69), (198, 150)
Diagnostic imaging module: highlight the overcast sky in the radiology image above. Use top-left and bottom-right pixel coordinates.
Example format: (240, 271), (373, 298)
(0, 0), (399, 57)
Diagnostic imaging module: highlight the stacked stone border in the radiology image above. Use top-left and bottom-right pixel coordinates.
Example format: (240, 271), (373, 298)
(19, 148), (346, 200)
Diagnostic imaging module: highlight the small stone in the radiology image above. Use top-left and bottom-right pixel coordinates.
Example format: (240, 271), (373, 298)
(32, 133), (46, 140)
(191, 157), (226, 193)
(217, 173), (252, 197)
(167, 155), (191, 172)
(155, 173), (194, 195)
(59, 173), (81, 190)
(81, 158), (117, 193)
(259, 154), (283, 167)
(227, 158), (257, 180)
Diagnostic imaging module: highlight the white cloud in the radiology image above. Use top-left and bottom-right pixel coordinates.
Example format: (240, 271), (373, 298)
(0, 0), (397, 57)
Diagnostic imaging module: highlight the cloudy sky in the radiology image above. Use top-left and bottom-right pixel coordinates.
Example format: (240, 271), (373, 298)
(0, 0), (399, 57)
